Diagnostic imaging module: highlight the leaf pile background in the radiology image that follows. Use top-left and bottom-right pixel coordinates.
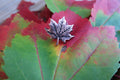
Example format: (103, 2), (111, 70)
(0, 0), (120, 80)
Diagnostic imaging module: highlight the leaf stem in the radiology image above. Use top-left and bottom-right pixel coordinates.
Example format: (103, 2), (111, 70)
(34, 39), (44, 80)
(53, 47), (63, 80)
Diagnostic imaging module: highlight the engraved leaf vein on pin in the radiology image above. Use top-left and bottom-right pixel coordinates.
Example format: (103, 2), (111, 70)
(45, 17), (74, 45)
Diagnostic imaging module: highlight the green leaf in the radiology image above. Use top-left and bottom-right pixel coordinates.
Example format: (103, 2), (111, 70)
(91, 11), (120, 32)
(45, 0), (91, 18)
(69, 7), (91, 18)
(45, 0), (68, 12)
(2, 34), (62, 80)
(54, 27), (120, 80)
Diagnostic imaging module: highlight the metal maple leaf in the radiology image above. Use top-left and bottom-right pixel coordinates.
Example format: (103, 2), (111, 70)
(45, 17), (74, 45)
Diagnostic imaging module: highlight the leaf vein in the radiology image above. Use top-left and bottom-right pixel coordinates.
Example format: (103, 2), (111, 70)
(69, 40), (103, 80)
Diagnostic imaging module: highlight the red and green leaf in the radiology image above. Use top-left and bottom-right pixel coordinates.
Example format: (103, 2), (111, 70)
(90, 0), (120, 46)
(55, 26), (120, 80)
(1, 9), (120, 80)
(3, 34), (62, 80)
(51, 9), (91, 47)
(17, 1), (41, 23)
(45, 0), (93, 18)
(0, 14), (32, 79)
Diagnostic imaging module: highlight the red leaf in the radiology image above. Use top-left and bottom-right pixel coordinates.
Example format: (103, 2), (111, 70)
(0, 23), (19, 50)
(0, 23), (18, 79)
(17, 1), (41, 23)
(51, 9), (92, 47)
(66, 0), (96, 9)
(0, 26), (9, 50)
(22, 9), (91, 48)
(22, 22), (50, 40)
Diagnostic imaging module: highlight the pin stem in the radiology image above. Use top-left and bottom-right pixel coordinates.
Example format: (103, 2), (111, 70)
(56, 37), (59, 45)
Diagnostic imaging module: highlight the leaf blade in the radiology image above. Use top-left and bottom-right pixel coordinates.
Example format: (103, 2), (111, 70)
(55, 27), (120, 80)
(90, 0), (120, 47)
(45, 0), (92, 18)
(3, 34), (42, 80)
(2, 34), (62, 80)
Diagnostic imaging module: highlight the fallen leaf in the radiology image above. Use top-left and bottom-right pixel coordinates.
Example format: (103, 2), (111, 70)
(90, 0), (120, 47)
(55, 26), (120, 80)
(51, 9), (91, 47)
(18, 1), (41, 23)
(45, 0), (91, 18)
(3, 34), (62, 80)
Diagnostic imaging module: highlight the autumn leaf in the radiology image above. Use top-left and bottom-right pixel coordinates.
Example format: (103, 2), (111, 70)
(22, 9), (91, 47)
(0, 20), (18, 80)
(51, 9), (91, 47)
(0, 14), (31, 79)
(3, 34), (62, 80)
(1, 12), (62, 80)
(0, 26), (9, 51)
(0, 14), (30, 51)
(45, 0), (92, 18)
(54, 26), (120, 80)
(91, 0), (120, 23)
(17, 1), (53, 24)
(90, 0), (120, 46)
(0, 22), (17, 80)
(17, 1), (41, 23)
(2, 24), (120, 80)
(1, 8), (120, 80)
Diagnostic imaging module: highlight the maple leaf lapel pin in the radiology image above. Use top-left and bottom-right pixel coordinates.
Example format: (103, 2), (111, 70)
(45, 16), (74, 45)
